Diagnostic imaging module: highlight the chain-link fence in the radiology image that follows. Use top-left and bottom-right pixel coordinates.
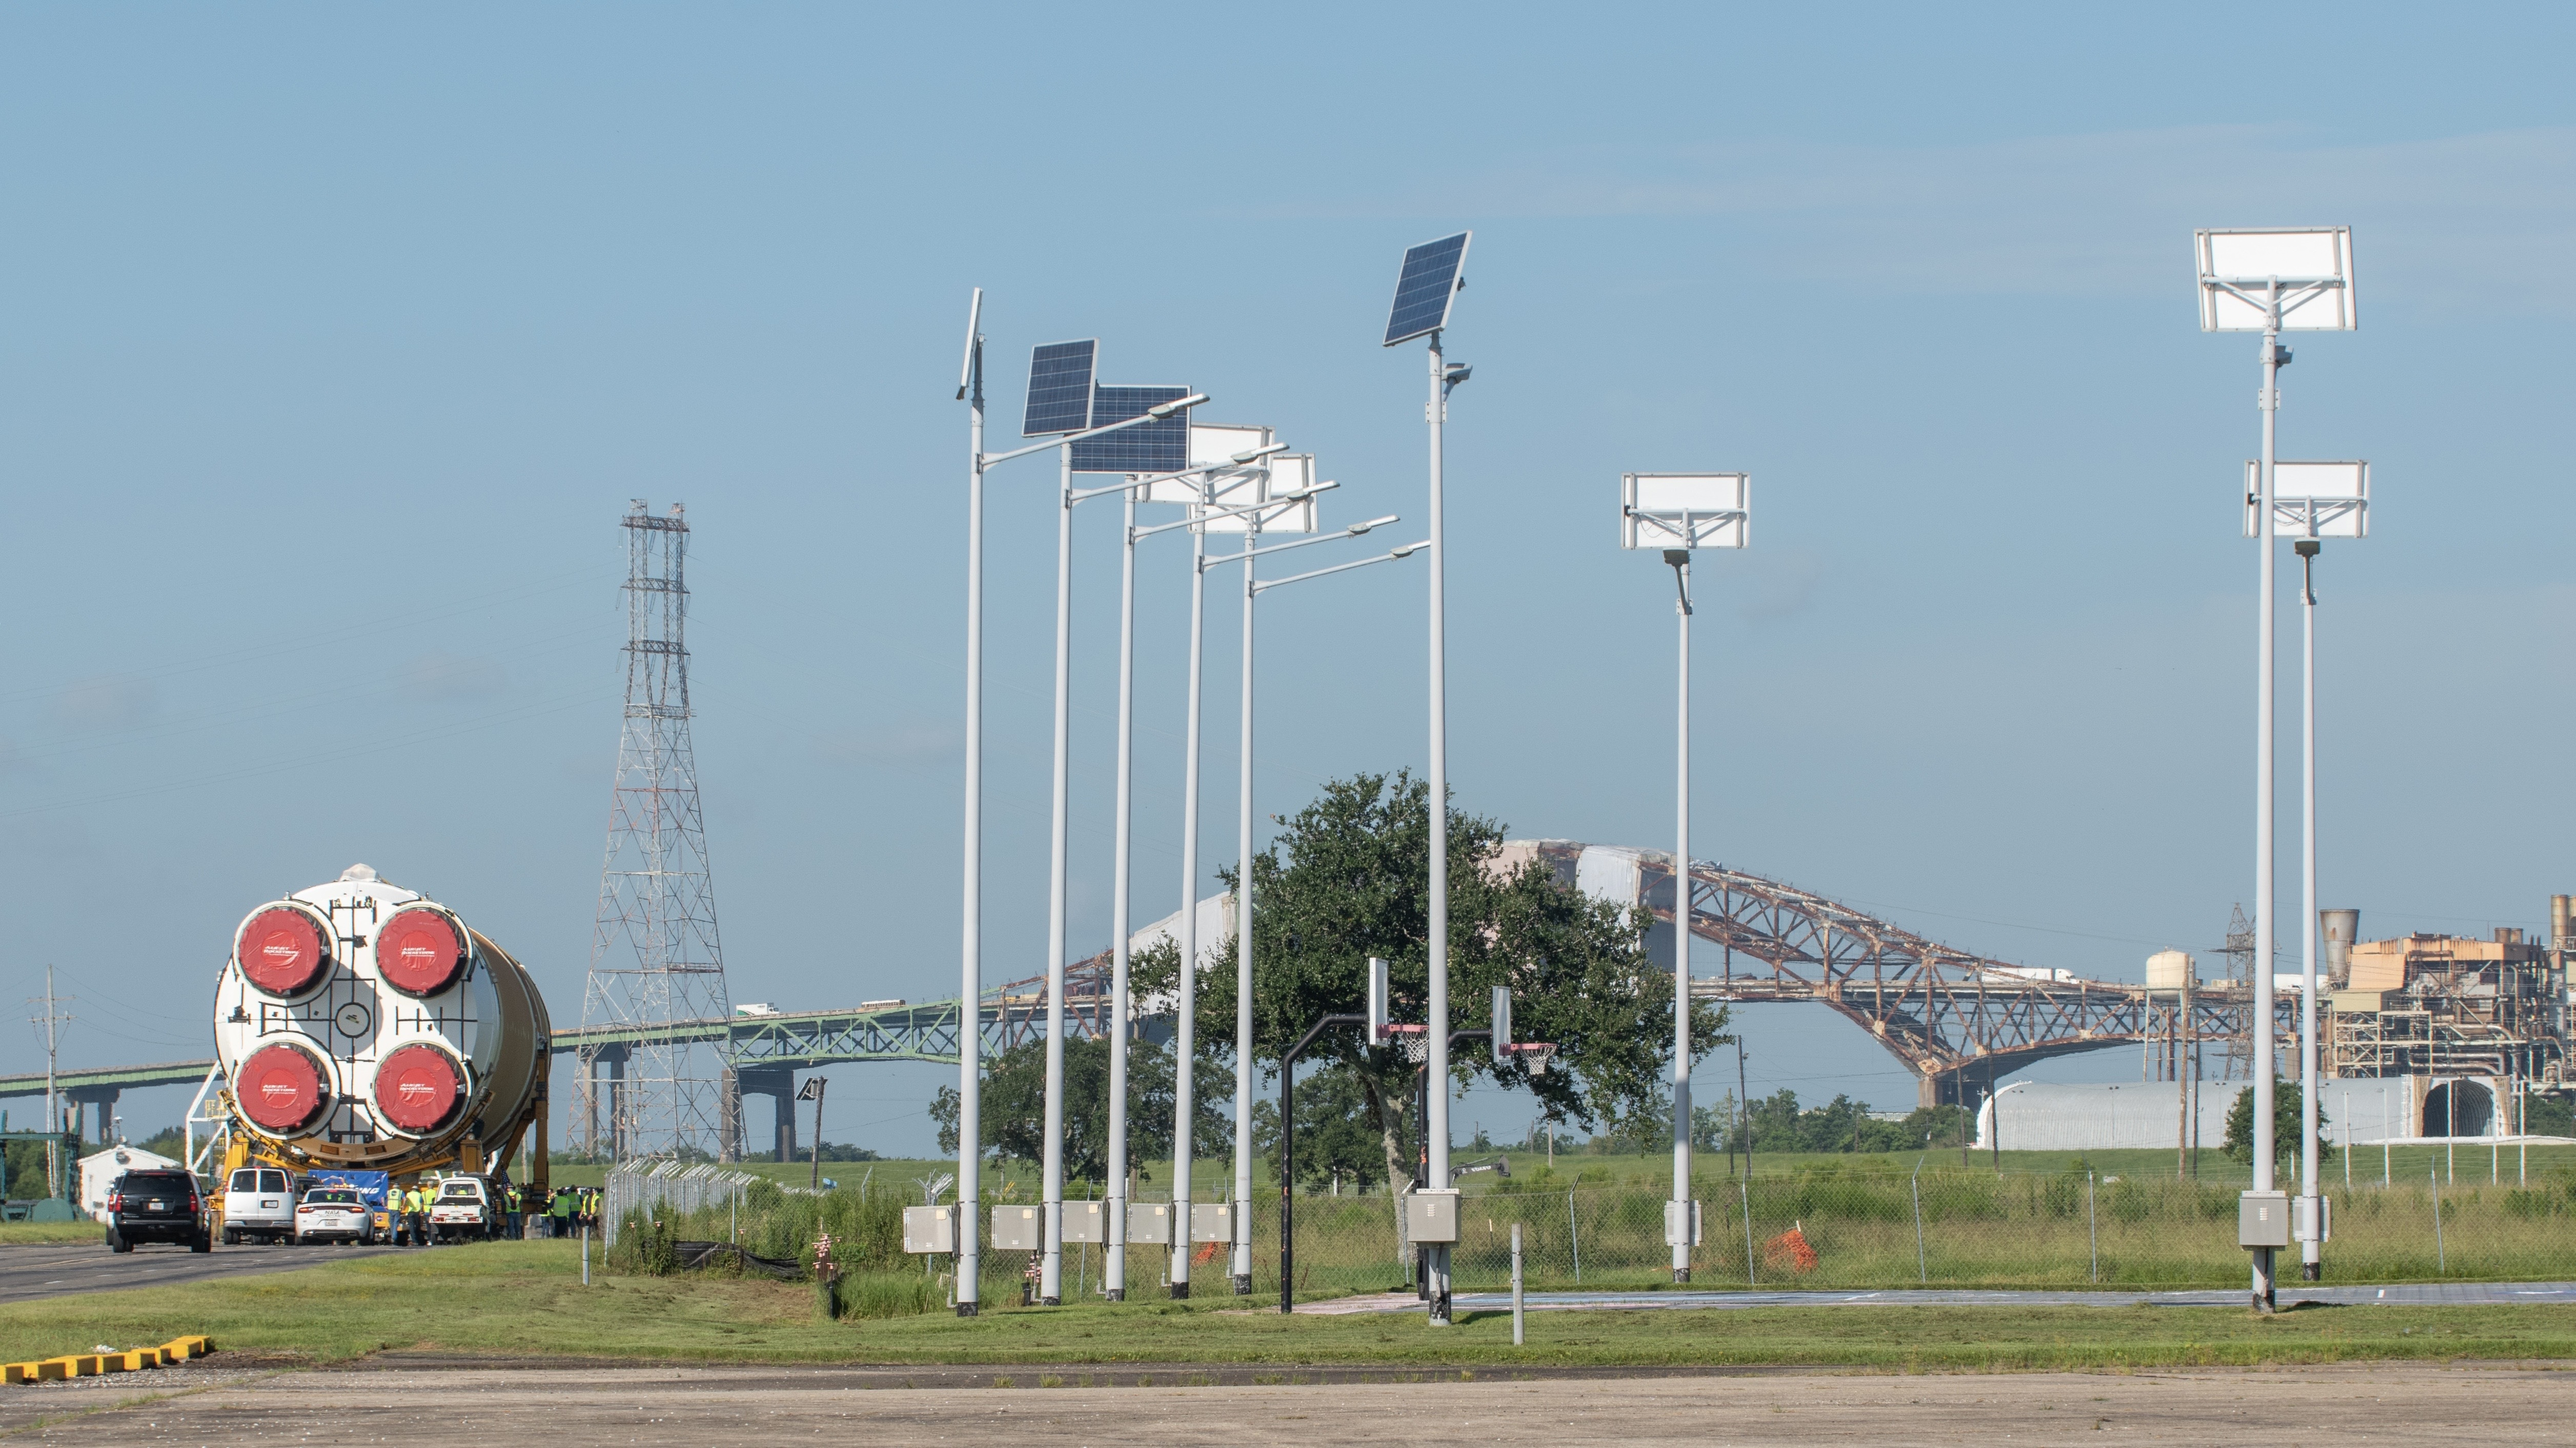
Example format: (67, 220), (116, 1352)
(602, 1161), (2576, 1312)
(601, 1162), (760, 1246)
(1405, 1167), (2576, 1293)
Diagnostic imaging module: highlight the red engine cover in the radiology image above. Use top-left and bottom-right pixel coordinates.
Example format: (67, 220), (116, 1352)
(237, 1044), (329, 1132)
(236, 908), (329, 996)
(376, 909), (463, 996)
(374, 1044), (462, 1132)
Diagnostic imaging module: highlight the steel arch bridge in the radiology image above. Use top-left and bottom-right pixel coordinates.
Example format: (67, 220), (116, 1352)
(1502, 840), (2278, 1108)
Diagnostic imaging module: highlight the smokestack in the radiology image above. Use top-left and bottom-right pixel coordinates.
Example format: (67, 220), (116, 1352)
(2552, 895), (2571, 954)
(2320, 909), (2359, 987)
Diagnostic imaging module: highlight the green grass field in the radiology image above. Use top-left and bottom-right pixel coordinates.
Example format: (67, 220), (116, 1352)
(0, 1221), (103, 1245)
(0, 1241), (2570, 1371)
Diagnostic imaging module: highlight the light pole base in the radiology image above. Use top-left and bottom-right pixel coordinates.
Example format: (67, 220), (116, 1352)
(1106, 1288), (1125, 1302)
(1232, 1274), (1252, 1295)
(1169, 1281), (1190, 1300)
(1673, 1268), (1691, 1285)
(955, 1302), (979, 1319)
(1041, 1295), (1060, 1307)
(2301, 1261), (2322, 1282)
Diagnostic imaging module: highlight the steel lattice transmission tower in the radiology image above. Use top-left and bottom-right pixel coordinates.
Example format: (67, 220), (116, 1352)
(579, 500), (736, 1163)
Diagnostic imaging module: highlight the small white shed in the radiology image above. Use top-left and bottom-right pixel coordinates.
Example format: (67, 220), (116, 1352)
(78, 1145), (186, 1222)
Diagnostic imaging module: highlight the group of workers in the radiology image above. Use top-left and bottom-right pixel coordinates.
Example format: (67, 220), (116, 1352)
(373, 1179), (599, 1245)
(499, 1183), (598, 1240)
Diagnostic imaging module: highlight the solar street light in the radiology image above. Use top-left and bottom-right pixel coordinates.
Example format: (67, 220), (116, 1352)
(1620, 472), (1750, 1284)
(1383, 229), (1469, 1325)
(2194, 227), (2357, 1314)
(956, 315), (1207, 1311)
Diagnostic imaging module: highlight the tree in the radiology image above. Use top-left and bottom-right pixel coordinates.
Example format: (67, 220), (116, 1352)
(2223, 1083), (2334, 1169)
(929, 1033), (1230, 1187)
(1717, 1089), (1963, 1154)
(1251, 1062), (1390, 1193)
(1159, 769), (1729, 1196)
(2527, 1093), (2575, 1138)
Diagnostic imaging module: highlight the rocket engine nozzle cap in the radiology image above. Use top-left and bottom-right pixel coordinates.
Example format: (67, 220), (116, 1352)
(237, 1043), (331, 1133)
(376, 909), (464, 996)
(236, 907), (330, 996)
(373, 1043), (463, 1133)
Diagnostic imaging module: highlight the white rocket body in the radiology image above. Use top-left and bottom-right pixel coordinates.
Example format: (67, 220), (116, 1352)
(213, 864), (550, 1172)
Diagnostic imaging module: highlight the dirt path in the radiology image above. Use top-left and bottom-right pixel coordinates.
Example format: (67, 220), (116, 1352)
(17, 1358), (2568, 1444)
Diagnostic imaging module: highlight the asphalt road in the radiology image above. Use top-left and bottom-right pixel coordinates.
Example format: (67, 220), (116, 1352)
(19, 1360), (2572, 1445)
(0, 1239), (408, 1304)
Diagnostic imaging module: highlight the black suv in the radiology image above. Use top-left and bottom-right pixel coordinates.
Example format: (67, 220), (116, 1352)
(105, 1169), (212, 1253)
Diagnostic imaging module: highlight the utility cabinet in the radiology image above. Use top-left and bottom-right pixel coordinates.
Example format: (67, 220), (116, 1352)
(1406, 1189), (1460, 1244)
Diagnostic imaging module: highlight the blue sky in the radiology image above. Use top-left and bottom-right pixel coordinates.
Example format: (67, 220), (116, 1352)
(7, 5), (2573, 1154)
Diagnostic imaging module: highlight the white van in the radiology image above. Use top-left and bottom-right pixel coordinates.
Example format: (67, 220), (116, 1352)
(222, 1166), (296, 1245)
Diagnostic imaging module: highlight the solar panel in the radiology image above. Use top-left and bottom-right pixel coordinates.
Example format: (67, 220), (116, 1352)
(1022, 340), (1098, 436)
(1070, 385), (1194, 474)
(1383, 232), (1471, 346)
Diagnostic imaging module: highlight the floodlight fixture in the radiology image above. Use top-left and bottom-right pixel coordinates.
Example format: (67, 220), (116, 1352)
(1148, 393), (1208, 419)
(1232, 442), (1290, 465)
(1444, 363), (1472, 387)
(958, 288), (983, 400)
(2244, 460), (2369, 539)
(1390, 541), (1422, 559)
(1622, 473), (1750, 551)
(2196, 228), (2357, 332)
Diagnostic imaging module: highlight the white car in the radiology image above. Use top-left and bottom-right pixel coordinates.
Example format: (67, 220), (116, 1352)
(221, 1167), (296, 1245)
(294, 1186), (375, 1245)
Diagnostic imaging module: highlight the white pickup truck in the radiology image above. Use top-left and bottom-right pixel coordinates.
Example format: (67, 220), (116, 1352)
(427, 1175), (499, 1242)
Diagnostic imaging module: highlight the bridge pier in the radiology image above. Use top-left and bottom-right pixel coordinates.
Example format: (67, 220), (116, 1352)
(64, 1087), (120, 1145)
(1919, 1063), (2004, 1113)
(735, 1066), (798, 1162)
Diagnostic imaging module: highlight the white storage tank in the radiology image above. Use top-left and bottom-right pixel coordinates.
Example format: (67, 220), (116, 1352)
(2145, 949), (2196, 989)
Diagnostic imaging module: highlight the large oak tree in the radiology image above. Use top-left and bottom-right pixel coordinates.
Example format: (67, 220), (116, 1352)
(1144, 769), (1728, 1195)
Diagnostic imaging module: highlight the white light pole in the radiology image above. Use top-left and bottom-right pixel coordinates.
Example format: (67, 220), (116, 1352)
(954, 291), (987, 1317)
(2253, 460), (2368, 1283)
(1619, 473), (1749, 1285)
(2196, 227), (2356, 1314)
(1108, 430), (1295, 1301)
(958, 316), (1200, 1311)
(1039, 388), (1209, 1307)
(1225, 481), (1411, 1295)
(1382, 231), (1470, 1325)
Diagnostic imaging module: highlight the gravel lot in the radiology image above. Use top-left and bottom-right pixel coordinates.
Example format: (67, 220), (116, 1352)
(11, 1358), (2567, 1445)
